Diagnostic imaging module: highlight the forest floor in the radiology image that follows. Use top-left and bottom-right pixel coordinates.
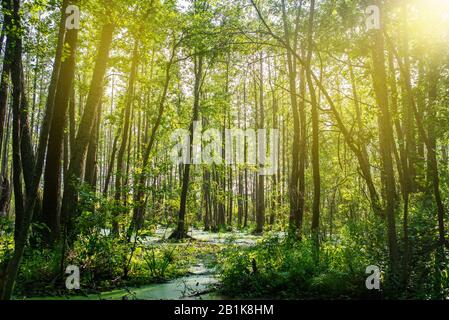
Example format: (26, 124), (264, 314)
(24, 227), (263, 300)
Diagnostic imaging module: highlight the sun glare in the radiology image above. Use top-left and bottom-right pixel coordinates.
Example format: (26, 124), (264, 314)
(411, 0), (449, 49)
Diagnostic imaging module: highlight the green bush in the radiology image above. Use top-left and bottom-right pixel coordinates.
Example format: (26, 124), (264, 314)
(217, 232), (381, 299)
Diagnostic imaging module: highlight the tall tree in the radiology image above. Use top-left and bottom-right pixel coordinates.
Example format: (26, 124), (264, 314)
(61, 22), (115, 236)
(305, 0), (321, 250)
(112, 39), (139, 235)
(369, 0), (399, 279)
(41, 0), (79, 244)
(171, 53), (203, 239)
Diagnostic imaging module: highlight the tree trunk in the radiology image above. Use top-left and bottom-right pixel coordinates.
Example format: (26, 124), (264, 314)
(103, 129), (119, 195)
(306, 0), (321, 250)
(129, 45), (176, 235)
(0, 0), (71, 299)
(0, 0), (12, 178)
(84, 102), (102, 188)
(369, 1), (399, 279)
(255, 51), (264, 234)
(42, 0), (79, 243)
(170, 54), (203, 239)
(112, 39), (138, 235)
(60, 23), (114, 236)
(280, 0), (305, 238)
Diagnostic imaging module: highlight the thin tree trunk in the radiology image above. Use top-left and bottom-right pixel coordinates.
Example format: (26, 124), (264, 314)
(112, 39), (138, 235)
(255, 51), (264, 234)
(170, 54), (203, 239)
(279, 0), (305, 237)
(129, 44), (176, 234)
(306, 0), (320, 250)
(370, 0), (399, 278)
(103, 129), (119, 195)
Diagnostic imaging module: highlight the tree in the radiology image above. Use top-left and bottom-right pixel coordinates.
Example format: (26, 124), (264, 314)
(61, 22), (115, 237)
(41, 0), (79, 244)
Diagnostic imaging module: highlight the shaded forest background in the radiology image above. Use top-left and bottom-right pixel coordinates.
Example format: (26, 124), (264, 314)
(0, 0), (448, 300)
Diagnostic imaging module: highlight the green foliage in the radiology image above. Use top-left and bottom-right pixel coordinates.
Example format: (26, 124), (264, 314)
(16, 247), (61, 296)
(0, 218), (14, 280)
(142, 245), (179, 280)
(218, 232), (381, 299)
(3, 0), (449, 301)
